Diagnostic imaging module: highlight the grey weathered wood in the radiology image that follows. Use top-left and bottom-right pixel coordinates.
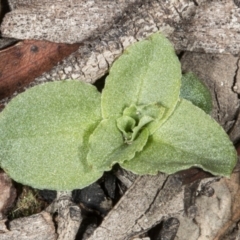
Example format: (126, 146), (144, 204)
(130, 174), (185, 238)
(0, 211), (57, 240)
(46, 191), (82, 240)
(2, 0), (142, 44)
(87, 173), (168, 240)
(2, 0), (240, 54)
(87, 172), (236, 240)
(1, 0), (240, 85)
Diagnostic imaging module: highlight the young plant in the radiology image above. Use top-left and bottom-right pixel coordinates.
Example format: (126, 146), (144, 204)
(0, 33), (237, 190)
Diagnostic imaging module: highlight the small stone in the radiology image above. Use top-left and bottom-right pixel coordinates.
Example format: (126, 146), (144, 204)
(72, 183), (112, 215)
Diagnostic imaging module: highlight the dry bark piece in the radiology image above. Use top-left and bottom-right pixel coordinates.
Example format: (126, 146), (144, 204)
(2, 0), (240, 55)
(0, 211), (56, 240)
(86, 169), (239, 240)
(2, 0), (142, 44)
(0, 170), (16, 220)
(87, 169), (209, 240)
(213, 171), (240, 239)
(44, 191), (83, 240)
(55, 191), (82, 240)
(179, 174), (240, 240)
(0, 40), (80, 100)
(87, 173), (168, 240)
(0, 0), (239, 88)
(189, 178), (231, 239)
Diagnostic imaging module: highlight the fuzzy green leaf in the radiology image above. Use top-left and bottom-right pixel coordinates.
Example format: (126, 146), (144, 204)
(87, 118), (149, 172)
(116, 103), (165, 143)
(0, 81), (102, 190)
(121, 99), (237, 177)
(0, 33), (236, 192)
(117, 115), (137, 142)
(101, 33), (181, 133)
(180, 72), (212, 114)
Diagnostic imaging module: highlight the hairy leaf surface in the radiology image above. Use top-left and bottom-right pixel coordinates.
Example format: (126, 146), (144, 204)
(121, 99), (237, 177)
(87, 118), (149, 171)
(180, 72), (212, 114)
(0, 81), (102, 190)
(0, 33), (236, 191)
(101, 33), (181, 133)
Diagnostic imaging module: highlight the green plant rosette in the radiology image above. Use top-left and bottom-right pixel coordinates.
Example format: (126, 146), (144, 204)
(0, 33), (237, 190)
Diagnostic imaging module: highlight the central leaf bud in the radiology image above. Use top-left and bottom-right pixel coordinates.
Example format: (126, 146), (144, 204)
(117, 103), (165, 144)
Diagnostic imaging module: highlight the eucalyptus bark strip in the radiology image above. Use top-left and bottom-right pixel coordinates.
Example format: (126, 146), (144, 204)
(87, 173), (168, 240)
(0, 212), (56, 240)
(1, 0), (240, 84)
(55, 191), (82, 240)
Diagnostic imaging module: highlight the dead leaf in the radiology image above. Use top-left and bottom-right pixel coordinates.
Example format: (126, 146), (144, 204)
(0, 40), (80, 100)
